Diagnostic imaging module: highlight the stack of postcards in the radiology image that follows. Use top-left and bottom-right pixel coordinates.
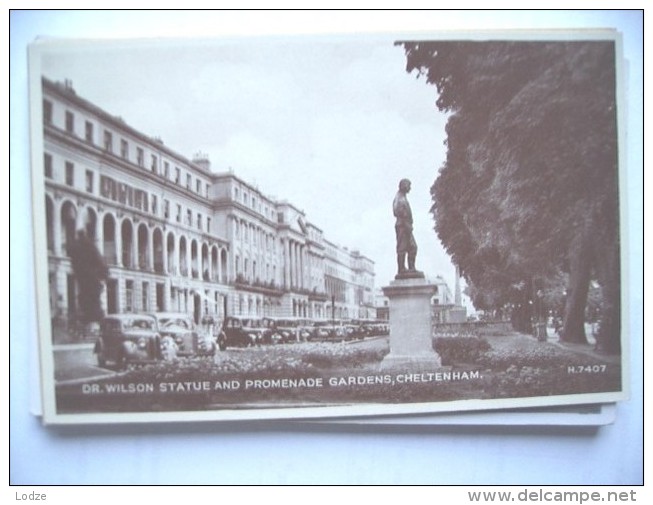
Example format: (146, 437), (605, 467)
(27, 30), (627, 427)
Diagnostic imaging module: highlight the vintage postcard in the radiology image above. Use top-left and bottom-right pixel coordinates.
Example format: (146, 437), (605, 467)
(28, 31), (628, 425)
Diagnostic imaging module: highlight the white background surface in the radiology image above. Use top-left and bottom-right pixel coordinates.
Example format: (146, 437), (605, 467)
(8, 9), (643, 485)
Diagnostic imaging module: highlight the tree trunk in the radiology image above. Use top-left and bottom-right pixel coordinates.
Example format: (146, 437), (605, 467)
(510, 278), (533, 334)
(561, 229), (592, 344)
(594, 231), (621, 354)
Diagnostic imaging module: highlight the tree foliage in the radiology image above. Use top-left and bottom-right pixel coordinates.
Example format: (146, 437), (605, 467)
(70, 231), (109, 324)
(399, 40), (620, 352)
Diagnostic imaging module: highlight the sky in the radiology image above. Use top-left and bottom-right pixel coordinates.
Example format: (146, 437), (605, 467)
(38, 35), (462, 297)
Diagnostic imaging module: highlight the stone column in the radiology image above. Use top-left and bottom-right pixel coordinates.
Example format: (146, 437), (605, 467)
(294, 241), (299, 289)
(288, 241), (294, 289)
(174, 236), (180, 276)
(163, 235), (169, 275)
(294, 243), (300, 290)
(297, 244), (302, 290)
(218, 248), (223, 283)
(185, 238), (191, 278)
(207, 245), (212, 282)
(300, 245), (306, 290)
(148, 227), (154, 271)
(284, 239), (290, 289)
(380, 277), (442, 371)
(115, 219), (123, 267)
(131, 222), (138, 270)
(290, 240), (296, 289)
(53, 200), (62, 257)
(96, 210), (104, 256)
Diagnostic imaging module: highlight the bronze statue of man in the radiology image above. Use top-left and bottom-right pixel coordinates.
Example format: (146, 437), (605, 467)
(393, 178), (419, 277)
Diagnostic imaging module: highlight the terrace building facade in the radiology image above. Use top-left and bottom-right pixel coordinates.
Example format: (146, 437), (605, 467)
(40, 77), (376, 335)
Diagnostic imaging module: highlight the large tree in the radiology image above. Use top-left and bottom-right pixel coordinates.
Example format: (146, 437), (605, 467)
(399, 40), (620, 352)
(69, 230), (109, 325)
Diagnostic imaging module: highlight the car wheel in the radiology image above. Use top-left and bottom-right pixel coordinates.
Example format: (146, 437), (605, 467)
(97, 353), (106, 367)
(217, 334), (227, 351)
(117, 353), (128, 371)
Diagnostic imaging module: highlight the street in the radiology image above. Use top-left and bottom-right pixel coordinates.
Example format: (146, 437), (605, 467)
(53, 344), (117, 384)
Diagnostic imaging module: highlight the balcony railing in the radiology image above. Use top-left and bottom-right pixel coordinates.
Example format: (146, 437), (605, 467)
(233, 275), (283, 295)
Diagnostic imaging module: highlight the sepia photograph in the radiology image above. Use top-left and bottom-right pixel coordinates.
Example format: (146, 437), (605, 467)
(28, 31), (627, 424)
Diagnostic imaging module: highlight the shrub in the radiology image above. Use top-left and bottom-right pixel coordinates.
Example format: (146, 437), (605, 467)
(476, 347), (578, 370)
(433, 337), (492, 365)
(301, 342), (387, 369)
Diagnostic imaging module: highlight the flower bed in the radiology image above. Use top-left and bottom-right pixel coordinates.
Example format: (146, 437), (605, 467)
(55, 333), (621, 414)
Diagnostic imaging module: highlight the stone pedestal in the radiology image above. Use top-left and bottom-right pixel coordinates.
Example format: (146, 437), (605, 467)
(380, 276), (442, 370)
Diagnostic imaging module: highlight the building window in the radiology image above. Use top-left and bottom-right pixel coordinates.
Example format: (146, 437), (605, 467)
(85, 170), (94, 193)
(206, 183), (210, 198)
(164, 199), (170, 219)
(206, 217), (211, 233)
(65, 110), (74, 134)
(85, 121), (94, 143)
(151, 195), (157, 215)
(142, 282), (149, 312)
(44, 153), (53, 179)
(175, 167), (181, 184)
(196, 179), (201, 194)
(197, 213), (202, 230)
(43, 100), (53, 124)
(125, 280), (134, 312)
(65, 161), (74, 186)
(164, 161), (170, 179)
(137, 147), (144, 167)
(176, 204), (182, 223)
(151, 154), (158, 174)
(121, 139), (129, 159)
(186, 174), (192, 190)
(186, 209), (192, 226)
(234, 187), (239, 200)
(103, 130), (113, 152)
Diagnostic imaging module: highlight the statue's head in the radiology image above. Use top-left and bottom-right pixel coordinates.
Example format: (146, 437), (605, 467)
(399, 178), (412, 193)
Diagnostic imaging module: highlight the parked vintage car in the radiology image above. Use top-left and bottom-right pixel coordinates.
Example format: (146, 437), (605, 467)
(216, 316), (274, 350)
(353, 319), (389, 337)
(149, 312), (217, 358)
(308, 320), (348, 342)
(265, 317), (312, 343)
(342, 320), (364, 340)
(94, 314), (164, 368)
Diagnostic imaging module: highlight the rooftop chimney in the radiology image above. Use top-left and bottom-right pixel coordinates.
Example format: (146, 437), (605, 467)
(192, 151), (211, 171)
